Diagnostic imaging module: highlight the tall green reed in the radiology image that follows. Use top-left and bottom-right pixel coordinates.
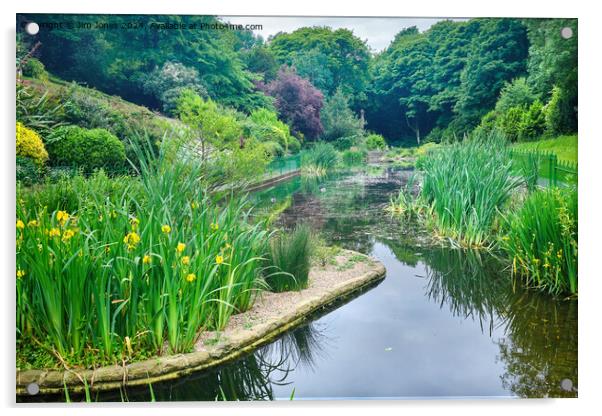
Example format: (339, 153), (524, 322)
(419, 131), (521, 248)
(500, 187), (577, 296)
(16, 133), (270, 365)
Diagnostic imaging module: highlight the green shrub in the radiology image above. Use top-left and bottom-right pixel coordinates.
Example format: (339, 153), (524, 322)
(16, 84), (66, 136)
(245, 108), (295, 153)
(494, 77), (536, 113)
(320, 88), (364, 140)
(519, 100), (546, 141)
(545, 86), (576, 136)
(16, 157), (43, 186)
(497, 106), (524, 142)
(21, 58), (48, 81)
(16, 122), (48, 166)
(365, 133), (387, 150)
(265, 224), (313, 292)
(501, 187), (577, 295)
(333, 136), (356, 151)
(288, 136), (301, 154)
(47, 126), (126, 173)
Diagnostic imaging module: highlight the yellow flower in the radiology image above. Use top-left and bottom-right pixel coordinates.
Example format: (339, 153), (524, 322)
(98, 214), (103, 222)
(17, 269), (25, 279)
(130, 217), (140, 230)
(186, 273), (196, 283)
(56, 210), (70, 226)
(16, 219), (25, 229)
(181, 255), (190, 265)
(210, 222), (219, 232)
(161, 224), (171, 234)
(123, 232), (141, 250)
(224, 242), (232, 250)
(191, 201), (198, 210)
(215, 255), (224, 265)
(27, 220), (38, 227)
(62, 229), (75, 242)
(143, 254), (152, 265)
(48, 228), (61, 238)
(110, 210), (118, 219)
(176, 242), (186, 253)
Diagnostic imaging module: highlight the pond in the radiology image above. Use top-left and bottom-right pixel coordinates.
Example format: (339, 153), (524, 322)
(38, 165), (578, 401)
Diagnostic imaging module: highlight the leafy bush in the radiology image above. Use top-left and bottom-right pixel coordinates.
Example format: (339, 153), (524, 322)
(16, 157), (43, 186)
(519, 100), (546, 141)
(16, 122), (48, 166)
(46, 126), (126, 173)
(288, 136), (301, 154)
(545, 86), (577, 135)
(365, 133), (387, 150)
(320, 88), (364, 140)
(495, 77), (536, 113)
(265, 224), (313, 292)
(333, 136), (355, 151)
(21, 58), (48, 81)
(419, 131), (521, 248)
(245, 108), (294, 153)
(501, 187), (577, 295)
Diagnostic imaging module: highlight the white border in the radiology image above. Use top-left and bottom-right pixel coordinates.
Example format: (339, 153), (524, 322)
(2, 1), (601, 415)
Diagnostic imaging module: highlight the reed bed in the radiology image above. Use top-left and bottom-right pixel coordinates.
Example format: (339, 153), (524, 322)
(16, 138), (270, 366)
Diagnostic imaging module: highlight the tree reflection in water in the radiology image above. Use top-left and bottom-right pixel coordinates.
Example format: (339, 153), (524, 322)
(96, 321), (332, 401)
(423, 248), (577, 398)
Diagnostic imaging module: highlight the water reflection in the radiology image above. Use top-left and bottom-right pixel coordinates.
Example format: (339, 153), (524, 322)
(422, 248), (578, 397)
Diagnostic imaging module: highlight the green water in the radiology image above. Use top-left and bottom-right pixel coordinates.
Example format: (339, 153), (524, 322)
(26, 165), (577, 401)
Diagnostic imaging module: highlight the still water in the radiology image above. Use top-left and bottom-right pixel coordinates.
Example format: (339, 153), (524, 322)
(59, 166), (580, 401)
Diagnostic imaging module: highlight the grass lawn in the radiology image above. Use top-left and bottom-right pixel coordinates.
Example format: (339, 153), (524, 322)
(512, 135), (577, 164)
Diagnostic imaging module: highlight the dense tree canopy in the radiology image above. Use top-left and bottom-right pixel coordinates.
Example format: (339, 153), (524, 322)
(19, 14), (577, 146)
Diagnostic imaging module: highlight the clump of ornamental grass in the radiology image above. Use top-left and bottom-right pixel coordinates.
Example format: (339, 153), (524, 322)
(16, 133), (270, 367)
(419, 130), (521, 249)
(500, 187), (577, 296)
(300, 143), (338, 176)
(265, 224), (314, 292)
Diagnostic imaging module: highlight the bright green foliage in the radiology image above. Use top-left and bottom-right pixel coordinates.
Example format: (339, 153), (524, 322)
(367, 19), (529, 143)
(495, 78), (536, 113)
(545, 86), (576, 136)
(269, 27), (371, 104)
(512, 134), (577, 164)
(16, 139), (270, 364)
(176, 90), (243, 153)
(501, 187), (577, 295)
(387, 174), (423, 221)
(365, 133), (387, 150)
(320, 88), (364, 141)
(16, 83), (66, 136)
(300, 143), (338, 176)
(419, 131), (521, 248)
(246, 108), (295, 153)
(21, 58), (48, 81)
(332, 136), (356, 151)
(47, 126), (125, 173)
(265, 224), (313, 292)
(16, 122), (48, 166)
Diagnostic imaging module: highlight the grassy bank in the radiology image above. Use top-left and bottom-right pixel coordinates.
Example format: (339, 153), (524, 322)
(512, 135), (577, 164)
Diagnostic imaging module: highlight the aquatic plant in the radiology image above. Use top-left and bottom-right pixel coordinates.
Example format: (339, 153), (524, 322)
(419, 131), (521, 248)
(500, 187), (577, 296)
(300, 142), (338, 176)
(341, 148), (367, 166)
(265, 224), (313, 292)
(16, 135), (270, 366)
(386, 173), (423, 220)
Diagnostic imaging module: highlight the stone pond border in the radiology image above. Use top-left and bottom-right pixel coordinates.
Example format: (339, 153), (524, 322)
(16, 252), (386, 396)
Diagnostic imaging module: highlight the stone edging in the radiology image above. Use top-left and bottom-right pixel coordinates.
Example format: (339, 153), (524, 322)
(16, 254), (385, 396)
